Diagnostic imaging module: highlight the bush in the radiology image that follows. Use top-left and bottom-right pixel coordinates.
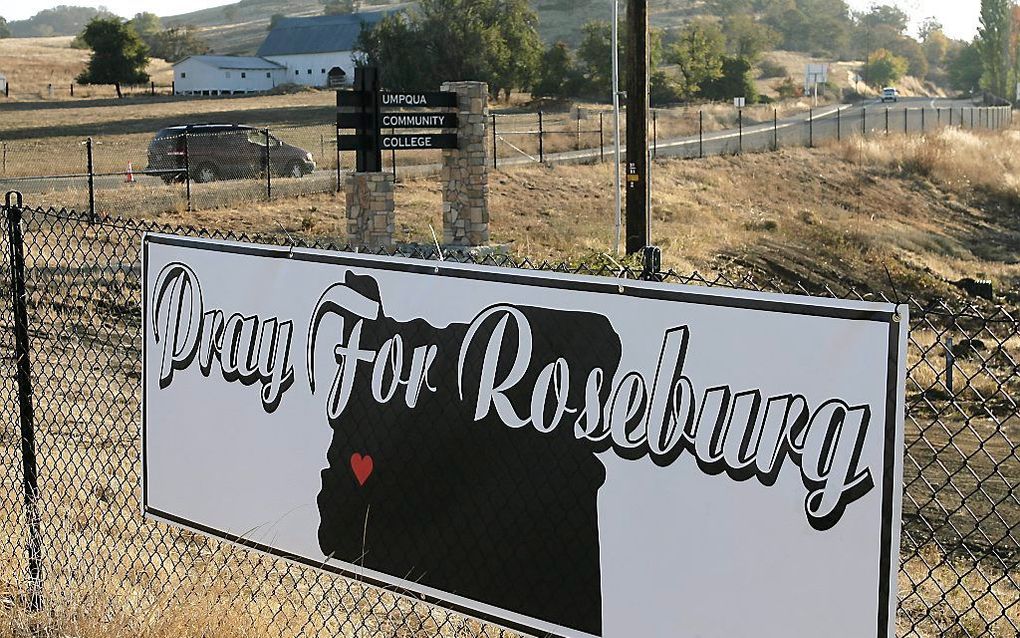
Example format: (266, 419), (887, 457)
(757, 59), (787, 79)
(774, 76), (802, 98)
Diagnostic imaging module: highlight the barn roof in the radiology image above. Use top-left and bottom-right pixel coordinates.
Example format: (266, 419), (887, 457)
(174, 55), (285, 70)
(257, 11), (390, 57)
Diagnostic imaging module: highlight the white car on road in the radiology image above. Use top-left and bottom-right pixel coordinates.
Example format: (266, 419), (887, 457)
(881, 87), (899, 102)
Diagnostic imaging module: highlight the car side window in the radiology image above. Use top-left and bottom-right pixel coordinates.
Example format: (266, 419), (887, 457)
(247, 130), (269, 146)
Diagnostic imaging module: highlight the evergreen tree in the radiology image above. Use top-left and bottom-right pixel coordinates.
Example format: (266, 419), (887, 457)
(977, 0), (1011, 97)
(76, 17), (150, 87)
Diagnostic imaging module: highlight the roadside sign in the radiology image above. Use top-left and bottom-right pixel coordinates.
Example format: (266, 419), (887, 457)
(338, 112), (459, 129)
(734, 97), (746, 108)
(338, 133), (458, 150)
(143, 233), (908, 638)
(337, 68), (460, 166)
(337, 90), (458, 108)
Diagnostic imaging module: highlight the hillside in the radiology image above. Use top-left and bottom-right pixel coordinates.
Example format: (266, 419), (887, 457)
(162, 0), (698, 55)
(162, 0), (403, 54)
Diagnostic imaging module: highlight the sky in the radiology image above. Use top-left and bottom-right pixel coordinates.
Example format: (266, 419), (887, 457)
(4, 0), (983, 42)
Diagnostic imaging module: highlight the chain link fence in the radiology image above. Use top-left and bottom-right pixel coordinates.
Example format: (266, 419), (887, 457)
(0, 200), (1017, 636)
(2, 104), (1012, 218)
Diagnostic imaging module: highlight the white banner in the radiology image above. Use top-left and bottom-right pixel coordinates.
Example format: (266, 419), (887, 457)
(142, 234), (907, 638)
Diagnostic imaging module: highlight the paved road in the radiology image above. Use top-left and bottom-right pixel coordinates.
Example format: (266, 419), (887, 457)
(3, 97), (1003, 203)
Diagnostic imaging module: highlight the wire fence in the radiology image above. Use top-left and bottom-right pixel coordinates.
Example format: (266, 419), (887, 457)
(0, 200), (1017, 636)
(0, 102), (1012, 218)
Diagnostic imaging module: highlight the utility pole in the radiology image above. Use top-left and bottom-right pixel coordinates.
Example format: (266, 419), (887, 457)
(625, 0), (649, 254)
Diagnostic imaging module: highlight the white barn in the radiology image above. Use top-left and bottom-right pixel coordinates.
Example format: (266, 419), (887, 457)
(257, 12), (388, 88)
(173, 56), (286, 96)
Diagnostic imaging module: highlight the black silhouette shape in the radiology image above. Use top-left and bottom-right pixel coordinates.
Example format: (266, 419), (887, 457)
(316, 272), (622, 636)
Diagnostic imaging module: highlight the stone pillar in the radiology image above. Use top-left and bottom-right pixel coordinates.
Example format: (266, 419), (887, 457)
(441, 81), (489, 246)
(346, 172), (395, 249)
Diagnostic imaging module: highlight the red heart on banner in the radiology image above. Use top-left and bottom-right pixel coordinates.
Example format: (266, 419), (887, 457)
(350, 453), (374, 486)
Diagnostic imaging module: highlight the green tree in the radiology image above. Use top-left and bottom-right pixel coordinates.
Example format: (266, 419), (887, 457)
(484, 0), (543, 99)
(668, 20), (725, 99)
(533, 41), (583, 98)
(721, 13), (779, 62)
(764, 0), (852, 55)
(977, 0), (1011, 97)
(0, 16), (11, 39)
(76, 17), (150, 87)
(129, 11), (162, 39)
(148, 26), (209, 62)
(356, 0), (541, 97)
(948, 40), (984, 92)
(888, 35), (928, 78)
(862, 48), (908, 87)
(699, 56), (757, 101)
(577, 21), (615, 97)
(918, 17), (944, 41)
(857, 4), (909, 33)
(922, 29), (950, 70)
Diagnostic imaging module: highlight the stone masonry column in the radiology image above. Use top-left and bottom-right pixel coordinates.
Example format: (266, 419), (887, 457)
(441, 81), (489, 246)
(346, 172), (395, 249)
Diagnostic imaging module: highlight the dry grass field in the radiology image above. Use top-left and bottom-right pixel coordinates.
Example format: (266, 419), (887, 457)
(0, 36), (173, 100)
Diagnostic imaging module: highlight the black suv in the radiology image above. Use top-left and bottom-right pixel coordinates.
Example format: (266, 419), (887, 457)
(146, 124), (316, 183)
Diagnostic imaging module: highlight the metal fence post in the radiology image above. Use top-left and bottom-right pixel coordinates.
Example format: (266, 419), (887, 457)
(836, 106), (841, 141)
(809, 108), (813, 148)
(862, 107), (867, 137)
(773, 108), (778, 150)
(335, 129), (342, 194)
(599, 112), (605, 163)
(921, 107), (925, 133)
(885, 107), (889, 134)
(577, 110), (583, 151)
(652, 110), (658, 158)
(949, 107), (953, 127)
(937, 107), (941, 126)
(264, 127), (272, 201)
(538, 111), (545, 163)
(699, 110), (704, 158)
(4, 193), (44, 614)
(184, 131), (192, 212)
(738, 108), (743, 153)
(904, 107), (908, 134)
(491, 114), (497, 169)
(86, 137), (95, 218)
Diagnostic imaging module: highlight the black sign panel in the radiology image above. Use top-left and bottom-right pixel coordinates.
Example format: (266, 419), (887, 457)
(338, 134), (459, 151)
(338, 112), (459, 129)
(337, 90), (458, 108)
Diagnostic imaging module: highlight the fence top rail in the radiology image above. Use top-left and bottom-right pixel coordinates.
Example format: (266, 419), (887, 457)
(3, 203), (1015, 324)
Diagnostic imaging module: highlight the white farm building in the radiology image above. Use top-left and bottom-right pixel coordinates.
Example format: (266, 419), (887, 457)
(172, 12), (388, 96)
(173, 56), (285, 96)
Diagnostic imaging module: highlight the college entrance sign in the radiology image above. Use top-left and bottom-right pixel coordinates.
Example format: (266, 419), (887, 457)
(142, 234), (907, 638)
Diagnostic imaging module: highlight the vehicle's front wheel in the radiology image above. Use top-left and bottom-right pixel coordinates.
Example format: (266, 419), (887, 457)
(193, 163), (219, 183)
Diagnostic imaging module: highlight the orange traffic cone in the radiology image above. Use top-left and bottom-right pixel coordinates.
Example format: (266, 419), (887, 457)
(125, 162), (135, 183)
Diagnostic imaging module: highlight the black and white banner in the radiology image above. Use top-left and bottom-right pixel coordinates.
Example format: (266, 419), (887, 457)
(142, 234), (907, 638)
